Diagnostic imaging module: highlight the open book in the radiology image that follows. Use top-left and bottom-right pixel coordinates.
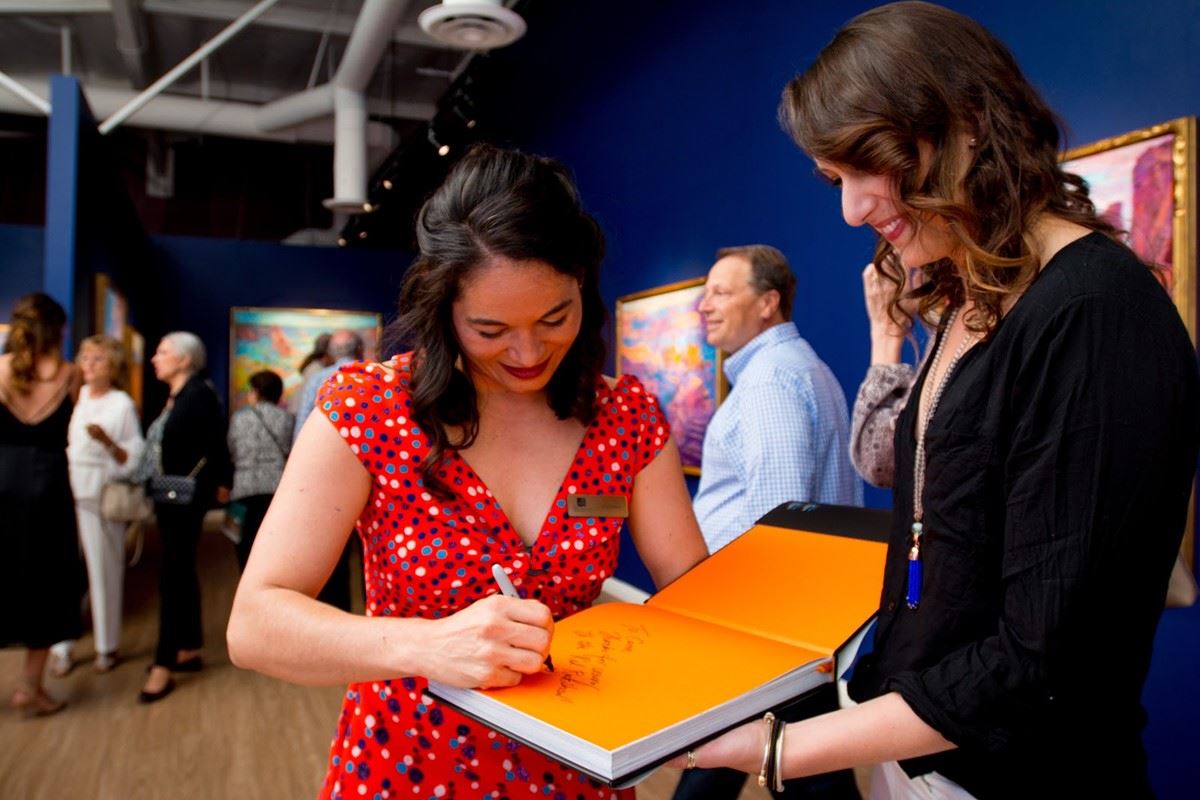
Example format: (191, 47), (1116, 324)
(427, 502), (889, 786)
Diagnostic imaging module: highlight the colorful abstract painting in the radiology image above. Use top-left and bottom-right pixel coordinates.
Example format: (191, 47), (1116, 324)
(616, 278), (724, 475)
(0, 324), (8, 353)
(94, 274), (128, 340)
(1062, 132), (1177, 289)
(229, 307), (382, 413)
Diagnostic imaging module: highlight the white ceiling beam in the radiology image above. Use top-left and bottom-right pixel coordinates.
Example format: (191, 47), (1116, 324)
(142, 0), (444, 49)
(0, 70), (51, 114)
(0, 74), (397, 148)
(99, 0), (283, 134)
(0, 1), (109, 12)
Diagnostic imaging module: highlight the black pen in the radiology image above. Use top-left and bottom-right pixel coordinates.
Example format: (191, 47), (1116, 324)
(491, 563), (555, 672)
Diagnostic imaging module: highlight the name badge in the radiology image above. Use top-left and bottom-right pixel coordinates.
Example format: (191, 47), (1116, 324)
(566, 494), (629, 518)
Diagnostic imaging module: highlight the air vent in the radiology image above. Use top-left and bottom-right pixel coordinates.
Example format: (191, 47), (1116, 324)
(418, 0), (526, 50)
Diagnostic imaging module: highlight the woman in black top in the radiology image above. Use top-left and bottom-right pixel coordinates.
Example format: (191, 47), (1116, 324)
(139, 331), (230, 703)
(0, 293), (84, 717)
(680, 4), (1200, 798)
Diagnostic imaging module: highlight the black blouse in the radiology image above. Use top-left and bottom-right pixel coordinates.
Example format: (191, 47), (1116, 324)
(161, 374), (233, 504)
(847, 233), (1200, 798)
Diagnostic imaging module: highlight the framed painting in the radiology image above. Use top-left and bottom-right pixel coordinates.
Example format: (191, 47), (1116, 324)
(126, 326), (145, 413)
(0, 323), (8, 352)
(93, 273), (128, 340)
(615, 277), (725, 476)
(229, 307), (383, 414)
(1062, 117), (1196, 567)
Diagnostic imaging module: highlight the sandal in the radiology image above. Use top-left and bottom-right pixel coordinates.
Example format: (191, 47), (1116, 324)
(10, 685), (67, 718)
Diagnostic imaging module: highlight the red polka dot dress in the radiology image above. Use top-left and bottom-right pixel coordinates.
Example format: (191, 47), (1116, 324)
(315, 353), (671, 800)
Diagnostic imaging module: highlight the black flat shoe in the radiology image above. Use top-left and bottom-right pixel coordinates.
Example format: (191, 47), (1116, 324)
(174, 656), (203, 673)
(137, 677), (175, 704)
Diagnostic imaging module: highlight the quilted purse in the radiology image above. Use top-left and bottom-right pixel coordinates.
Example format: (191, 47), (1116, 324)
(148, 457), (206, 505)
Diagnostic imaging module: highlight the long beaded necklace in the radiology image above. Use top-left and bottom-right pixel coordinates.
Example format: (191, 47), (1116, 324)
(907, 306), (975, 610)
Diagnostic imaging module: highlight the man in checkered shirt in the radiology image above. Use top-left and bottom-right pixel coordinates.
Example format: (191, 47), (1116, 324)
(677, 245), (862, 800)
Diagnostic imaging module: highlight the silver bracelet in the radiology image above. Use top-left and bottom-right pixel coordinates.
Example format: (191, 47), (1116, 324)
(772, 721), (786, 792)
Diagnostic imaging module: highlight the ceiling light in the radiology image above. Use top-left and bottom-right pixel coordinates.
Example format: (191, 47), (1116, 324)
(418, 0), (526, 50)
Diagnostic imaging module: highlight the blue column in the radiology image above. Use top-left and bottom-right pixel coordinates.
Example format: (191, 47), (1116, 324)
(43, 76), (84, 357)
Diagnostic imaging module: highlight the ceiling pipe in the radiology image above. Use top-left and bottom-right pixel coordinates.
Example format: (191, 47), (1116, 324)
(256, 84), (334, 131)
(322, 0), (413, 212)
(256, 0), (413, 135)
(110, 0), (153, 89)
(328, 86), (369, 212)
(99, 0), (284, 134)
(256, 83), (434, 130)
(254, 1), (413, 211)
(332, 0), (411, 92)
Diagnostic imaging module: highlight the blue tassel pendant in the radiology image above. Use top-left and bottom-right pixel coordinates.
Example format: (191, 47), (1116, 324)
(906, 522), (923, 610)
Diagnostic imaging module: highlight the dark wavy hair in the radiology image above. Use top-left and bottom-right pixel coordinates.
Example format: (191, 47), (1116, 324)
(392, 144), (607, 497)
(6, 293), (67, 394)
(780, 1), (1122, 335)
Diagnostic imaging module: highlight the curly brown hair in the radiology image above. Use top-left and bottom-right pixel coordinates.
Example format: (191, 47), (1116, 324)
(6, 293), (67, 394)
(780, 1), (1123, 335)
(390, 145), (607, 498)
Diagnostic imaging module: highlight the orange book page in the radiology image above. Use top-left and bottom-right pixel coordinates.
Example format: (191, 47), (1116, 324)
(648, 525), (886, 654)
(478, 602), (823, 750)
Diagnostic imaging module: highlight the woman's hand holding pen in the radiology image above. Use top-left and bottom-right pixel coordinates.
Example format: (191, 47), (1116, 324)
(419, 594), (554, 689)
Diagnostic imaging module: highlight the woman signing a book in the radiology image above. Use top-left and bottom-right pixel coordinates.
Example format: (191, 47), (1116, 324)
(677, 3), (1199, 799)
(226, 144), (708, 799)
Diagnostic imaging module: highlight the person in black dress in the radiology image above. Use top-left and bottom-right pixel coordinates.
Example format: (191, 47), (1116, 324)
(678, 4), (1200, 798)
(0, 293), (84, 717)
(138, 331), (231, 703)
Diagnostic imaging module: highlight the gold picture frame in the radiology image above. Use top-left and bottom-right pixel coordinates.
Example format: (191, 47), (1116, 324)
(615, 277), (727, 476)
(1062, 116), (1197, 568)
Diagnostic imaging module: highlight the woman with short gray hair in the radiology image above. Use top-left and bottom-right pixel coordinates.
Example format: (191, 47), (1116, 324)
(137, 331), (230, 703)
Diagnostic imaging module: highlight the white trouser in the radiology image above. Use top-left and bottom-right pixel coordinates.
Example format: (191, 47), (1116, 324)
(75, 502), (127, 654)
(869, 761), (977, 800)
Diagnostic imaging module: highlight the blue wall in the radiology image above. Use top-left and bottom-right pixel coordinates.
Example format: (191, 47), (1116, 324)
(479, 1), (1200, 795)
(0, 224), (45, 319)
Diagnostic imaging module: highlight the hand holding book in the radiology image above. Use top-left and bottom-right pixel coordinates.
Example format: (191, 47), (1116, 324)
(667, 714), (769, 775)
(428, 505), (890, 785)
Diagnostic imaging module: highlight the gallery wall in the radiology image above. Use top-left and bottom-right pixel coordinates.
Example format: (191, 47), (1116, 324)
(474, 1), (1200, 796)
(0, 224), (45, 313)
(145, 233), (409, 418)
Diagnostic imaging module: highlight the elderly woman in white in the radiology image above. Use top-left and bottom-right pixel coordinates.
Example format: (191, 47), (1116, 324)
(51, 335), (144, 674)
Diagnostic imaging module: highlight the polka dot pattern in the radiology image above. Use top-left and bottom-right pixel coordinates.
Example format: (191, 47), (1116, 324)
(315, 353), (669, 800)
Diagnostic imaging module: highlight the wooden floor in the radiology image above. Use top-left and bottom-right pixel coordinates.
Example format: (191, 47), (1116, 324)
(0, 521), (773, 800)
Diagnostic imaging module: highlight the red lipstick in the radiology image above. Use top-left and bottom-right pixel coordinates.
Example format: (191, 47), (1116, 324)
(501, 358), (551, 380)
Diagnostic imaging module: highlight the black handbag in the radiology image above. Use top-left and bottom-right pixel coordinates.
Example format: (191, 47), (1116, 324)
(149, 457), (207, 505)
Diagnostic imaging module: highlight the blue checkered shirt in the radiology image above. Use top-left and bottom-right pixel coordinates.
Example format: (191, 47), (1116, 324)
(693, 322), (862, 552)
